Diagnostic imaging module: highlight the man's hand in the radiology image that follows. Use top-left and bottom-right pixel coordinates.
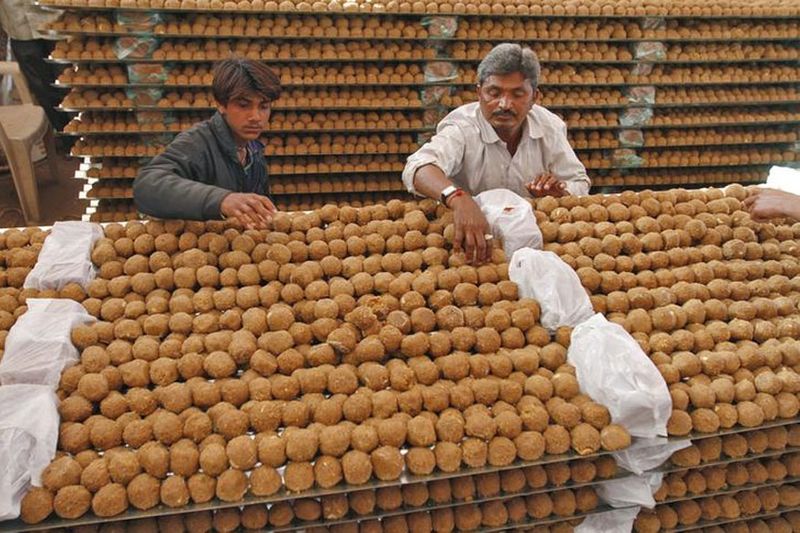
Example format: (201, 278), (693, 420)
(743, 188), (800, 222)
(527, 173), (568, 198)
(450, 194), (493, 265)
(220, 193), (276, 229)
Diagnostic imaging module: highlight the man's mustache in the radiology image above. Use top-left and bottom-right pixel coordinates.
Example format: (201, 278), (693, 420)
(493, 110), (516, 118)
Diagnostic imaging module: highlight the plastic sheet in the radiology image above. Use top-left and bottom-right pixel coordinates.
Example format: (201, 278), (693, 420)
(23, 221), (103, 291)
(509, 249), (594, 333)
(0, 299), (96, 387)
(113, 36), (158, 60)
(612, 148), (645, 169)
(619, 129), (644, 148)
(595, 472), (663, 509)
(574, 506), (641, 533)
(612, 437), (691, 475)
(0, 384), (60, 520)
(567, 314), (672, 439)
(421, 16), (458, 39)
(424, 61), (459, 83)
(619, 107), (653, 127)
(115, 11), (161, 32)
(421, 86), (452, 107)
(626, 86), (656, 106)
(634, 42), (667, 62)
(474, 189), (543, 257)
(127, 63), (168, 84)
(126, 87), (163, 106)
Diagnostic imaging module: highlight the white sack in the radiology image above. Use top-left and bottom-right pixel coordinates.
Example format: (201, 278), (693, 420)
(0, 384), (60, 520)
(765, 166), (800, 195)
(474, 189), (543, 256)
(0, 299), (95, 387)
(595, 472), (663, 509)
(574, 505), (641, 533)
(567, 313), (671, 438)
(613, 437), (691, 475)
(24, 221), (103, 291)
(508, 248), (594, 332)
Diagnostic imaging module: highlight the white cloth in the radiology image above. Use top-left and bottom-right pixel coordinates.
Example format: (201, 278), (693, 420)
(0, 0), (62, 40)
(402, 102), (591, 198)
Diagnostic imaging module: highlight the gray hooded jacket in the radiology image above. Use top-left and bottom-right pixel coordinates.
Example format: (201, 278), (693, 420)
(133, 112), (269, 220)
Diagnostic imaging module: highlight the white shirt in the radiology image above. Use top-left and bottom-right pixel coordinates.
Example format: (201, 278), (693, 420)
(402, 102), (591, 198)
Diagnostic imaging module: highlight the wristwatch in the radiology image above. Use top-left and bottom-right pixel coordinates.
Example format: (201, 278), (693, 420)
(440, 185), (463, 206)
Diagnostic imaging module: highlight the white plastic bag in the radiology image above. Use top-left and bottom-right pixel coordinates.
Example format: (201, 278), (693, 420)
(508, 248), (594, 332)
(24, 221), (103, 291)
(613, 437), (691, 475)
(474, 189), (543, 256)
(0, 384), (60, 520)
(567, 313), (672, 438)
(595, 472), (663, 509)
(0, 299), (95, 387)
(574, 505), (641, 533)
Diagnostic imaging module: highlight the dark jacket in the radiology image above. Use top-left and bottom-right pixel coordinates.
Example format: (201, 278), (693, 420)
(133, 112), (270, 220)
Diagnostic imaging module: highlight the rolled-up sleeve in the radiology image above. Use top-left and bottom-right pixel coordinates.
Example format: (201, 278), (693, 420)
(548, 121), (592, 196)
(402, 124), (467, 195)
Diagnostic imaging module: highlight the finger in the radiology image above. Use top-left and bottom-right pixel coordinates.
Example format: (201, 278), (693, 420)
(453, 221), (464, 253)
(247, 196), (272, 222)
(474, 230), (487, 265)
(257, 195), (278, 213)
(233, 207), (258, 229)
(464, 230), (477, 265)
(543, 175), (559, 191)
(532, 174), (546, 191)
(742, 194), (757, 207)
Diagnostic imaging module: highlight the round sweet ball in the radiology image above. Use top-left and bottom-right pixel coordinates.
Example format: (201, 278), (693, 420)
(20, 487), (53, 524)
(216, 469), (248, 502)
(53, 485), (92, 519)
(91, 483), (128, 517)
(342, 450), (373, 485)
(42, 456), (83, 492)
(371, 445), (404, 481)
(600, 424), (631, 451)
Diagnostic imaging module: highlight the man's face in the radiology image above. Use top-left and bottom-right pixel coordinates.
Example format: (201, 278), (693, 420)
(217, 92), (272, 143)
(477, 71), (537, 137)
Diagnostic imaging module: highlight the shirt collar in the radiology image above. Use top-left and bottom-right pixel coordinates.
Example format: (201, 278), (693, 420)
(211, 112), (265, 161)
(474, 104), (545, 146)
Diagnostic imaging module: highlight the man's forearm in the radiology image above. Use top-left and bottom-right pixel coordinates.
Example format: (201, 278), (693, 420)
(413, 163), (457, 201)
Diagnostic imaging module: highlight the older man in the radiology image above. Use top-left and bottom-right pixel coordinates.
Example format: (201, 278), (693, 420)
(403, 43), (590, 263)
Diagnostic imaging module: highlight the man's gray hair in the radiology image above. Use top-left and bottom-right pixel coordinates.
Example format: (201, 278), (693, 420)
(477, 43), (541, 89)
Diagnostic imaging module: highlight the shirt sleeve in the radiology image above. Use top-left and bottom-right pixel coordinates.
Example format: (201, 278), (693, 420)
(547, 120), (592, 197)
(401, 124), (467, 195)
(133, 134), (230, 221)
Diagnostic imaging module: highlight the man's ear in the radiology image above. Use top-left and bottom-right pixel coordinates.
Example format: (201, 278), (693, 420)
(216, 101), (226, 115)
(532, 88), (542, 105)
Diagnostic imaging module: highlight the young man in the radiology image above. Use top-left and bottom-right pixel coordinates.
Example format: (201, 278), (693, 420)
(402, 43), (590, 263)
(134, 58), (281, 229)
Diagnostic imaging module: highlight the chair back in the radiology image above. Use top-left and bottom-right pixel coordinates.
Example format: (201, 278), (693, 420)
(0, 61), (35, 105)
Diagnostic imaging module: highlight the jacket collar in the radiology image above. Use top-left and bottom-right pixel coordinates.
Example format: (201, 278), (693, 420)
(210, 111), (265, 161)
(474, 104), (545, 146)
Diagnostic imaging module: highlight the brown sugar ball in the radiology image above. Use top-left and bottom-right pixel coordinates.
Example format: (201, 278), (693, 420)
(127, 473), (161, 510)
(284, 461), (315, 492)
(250, 465), (282, 496)
(53, 485), (92, 519)
(42, 456), (82, 492)
(371, 446), (404, 481)
(406, 446), (437, 475)
(91, 483), (128, 517)
(342, 450), (373, 485)
(600, 424), (631, 451)
(160, 475), (190, 508)
(20, 487), (53, 524)
(216, 468), (248, 502)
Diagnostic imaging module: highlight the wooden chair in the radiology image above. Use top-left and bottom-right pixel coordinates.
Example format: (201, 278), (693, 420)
(0, 61), (59, 224)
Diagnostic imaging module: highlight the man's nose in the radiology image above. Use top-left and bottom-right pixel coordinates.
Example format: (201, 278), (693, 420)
(498, 96), (512, 109)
